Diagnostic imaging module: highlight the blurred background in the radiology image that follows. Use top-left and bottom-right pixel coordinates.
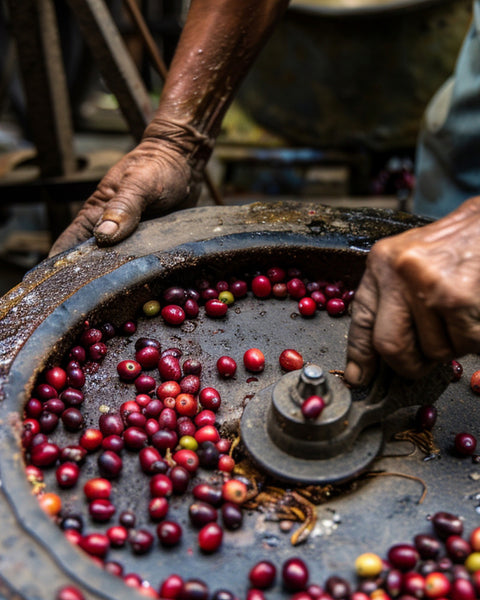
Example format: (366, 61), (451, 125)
(0, 0), (473, 294)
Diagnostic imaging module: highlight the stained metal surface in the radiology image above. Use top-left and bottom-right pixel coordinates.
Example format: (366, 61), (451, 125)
(1, 203), (480, 599)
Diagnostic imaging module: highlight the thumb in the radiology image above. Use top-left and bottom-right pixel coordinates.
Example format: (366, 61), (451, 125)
(94, 190), (146, 246)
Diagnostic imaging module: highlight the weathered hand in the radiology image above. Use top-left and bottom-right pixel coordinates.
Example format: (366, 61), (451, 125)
(344, 196), (480, 386)
(48, 134), (202, 256)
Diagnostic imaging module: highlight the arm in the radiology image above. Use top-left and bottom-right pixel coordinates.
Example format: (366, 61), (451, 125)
(344, 196), (480, 386)
(49, 0), (289, 255)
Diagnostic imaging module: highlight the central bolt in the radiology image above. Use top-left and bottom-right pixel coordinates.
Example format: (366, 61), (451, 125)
(291, 364), (330, 407)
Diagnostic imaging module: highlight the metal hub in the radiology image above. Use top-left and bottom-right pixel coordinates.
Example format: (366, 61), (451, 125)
(241, 361), (452, 485)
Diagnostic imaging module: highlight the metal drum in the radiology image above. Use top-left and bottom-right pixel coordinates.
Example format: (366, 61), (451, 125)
(1, 203), (479, 599)
(237, 0), (472, 151)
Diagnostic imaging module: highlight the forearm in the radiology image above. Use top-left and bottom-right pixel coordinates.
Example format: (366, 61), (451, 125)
(145, 0), (289, 144)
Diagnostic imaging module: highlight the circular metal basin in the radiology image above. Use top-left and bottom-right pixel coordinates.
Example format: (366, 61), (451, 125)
(1, 202), (479, 599)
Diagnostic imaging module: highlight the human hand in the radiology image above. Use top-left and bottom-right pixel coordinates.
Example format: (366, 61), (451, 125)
(48, 132), (204, 257)
(344, 196), (480, 386)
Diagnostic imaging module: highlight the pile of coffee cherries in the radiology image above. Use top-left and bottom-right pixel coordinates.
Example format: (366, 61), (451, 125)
(56, 510), (480, 600)
(22, 266), (356, 598)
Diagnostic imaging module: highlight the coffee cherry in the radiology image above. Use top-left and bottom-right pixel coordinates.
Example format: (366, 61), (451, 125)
(157, 521), (182, 547)
(243, 348), (265, 373)
(415, 405), (437, 431)
(471, 370), (480, 394)
(230, 280), (248, 298)
(287, 278), (306, 300)
(169, 465), (191, 495)
(251, 275), (272, 299)
(150, 474), (173, 498)
(158, 355), (182, 381)
(387, 544), (419, 571)
(157, 380), (181, 400)
(354, 553), (383, 577)
(267, 266), (286, 283)
(89, 498), (116, 522)
(139, 447), (165, 474)
(45, 367), (67, 391)
(55, 462), (80, 488)
(31, 442), (60, 467)
(142, 299), (161, 317)
(175, 393), (198, 417)
(79, 533), (110, 558)
(38, 492), (62, 516)
(189, 502), (218, 528)
(97, 450), (123, 479)
(217, 356), (237, 378)
(451, 360), (463, 382)
(326, 298), (346, 317)
(424, 572), (451, 598)
(199, 387), (221, 411)
(279, 349), (303, 371)
(121, 320), (136, 335)
(162, 305), (186, 326)
(106, 525), (128, 548)
(221, 502), (243, 530)
(205, 299), (229, 318)
(455, 432), (477, 456)
(173, 449), (199, 473)
(61, 407), (84, 432)
(149, 496), (169, 521)
(79, 428), (103, 452)
(301, 395), (325, 420)
(129, 528), (154, 554)
(56, 586), (86, 600)
(298, 297), (316, 317)
(282, 557), (309, 591)
(198, 522), (223, 552)
(83, 477), (111, 500)
(99, 413), (124, 437)
(135, 346), (160, 370)
(222, 479), (247, 504)
(414, 534), (441, 559)
(249, 561), (276, 589)
(193, 483), (223, 507)
(116, 359), (141, 381)
(180, 374), (201, 395)
(218, 291), (235, 305)
(446, 535), (471, 562)
(159, 575), (184, 600)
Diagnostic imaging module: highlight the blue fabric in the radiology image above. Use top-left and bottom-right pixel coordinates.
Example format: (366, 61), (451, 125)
(413, 1), (480, 218)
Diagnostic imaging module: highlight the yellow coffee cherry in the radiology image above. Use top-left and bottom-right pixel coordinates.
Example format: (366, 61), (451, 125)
(465, 551), (480, 572)
(354, 552), (383, 577)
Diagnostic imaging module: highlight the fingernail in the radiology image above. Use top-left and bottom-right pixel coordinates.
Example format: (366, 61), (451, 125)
(344, 361), (363, 386)
(96, 220), (119, 236)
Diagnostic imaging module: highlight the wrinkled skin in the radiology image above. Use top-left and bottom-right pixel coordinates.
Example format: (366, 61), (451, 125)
(345, 196), (480, 386)
(49, 137), (201, 256)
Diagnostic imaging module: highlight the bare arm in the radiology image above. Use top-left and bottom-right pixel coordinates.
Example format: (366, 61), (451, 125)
(50, 0), (289, 255)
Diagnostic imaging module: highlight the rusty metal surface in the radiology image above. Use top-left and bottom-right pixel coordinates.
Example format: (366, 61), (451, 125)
(6, 0), (76, 177)
(66, 0), (153, 142)
(1, 202), (480, 599)
(238, 0), (472, 150)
